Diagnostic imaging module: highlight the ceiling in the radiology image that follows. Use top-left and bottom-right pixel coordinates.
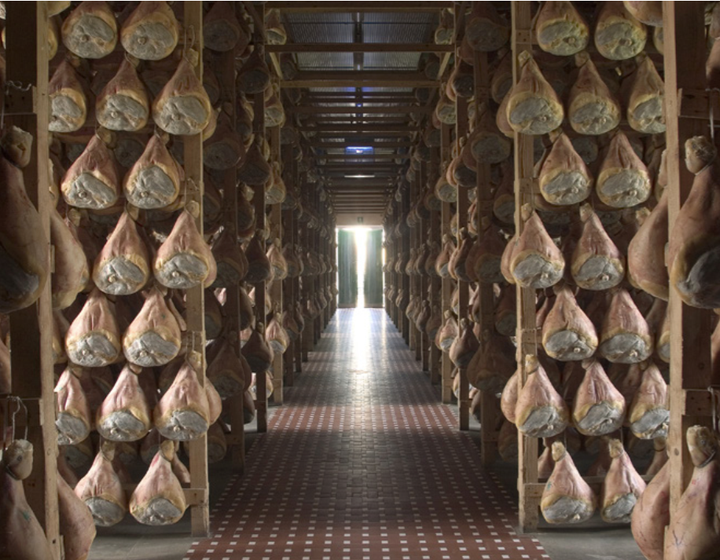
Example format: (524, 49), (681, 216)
(265, 1), (453, 215)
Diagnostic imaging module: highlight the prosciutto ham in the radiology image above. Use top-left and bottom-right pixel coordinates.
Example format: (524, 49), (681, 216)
(541, 442), (596, 524)
(538, 132), (592, 206)
(96, 364), (152, 442)
(154, 360), (210, 441)
(535, 1), (589, 56)
(515, 355), (569, 438)
(74, 443), (128, 526)
(631, 460), (670, 560)
(124, 133), (183, 209)
(61, 135), (119, 210)
(57, 471), (96, 560)
(152, 58), (212, 136)
(122, 288), (182, 367)
(598, 288), (653, 363)
(541, 284), (597, 361)
(96, 58), (149, 132)
(55, 366), (92, 446)
(627, 192), (669, 300)
(601, 438), (646, 523)
(510, 204), (565, 289)
(65, 289), (121, 367)
(121, 1), (179, 60)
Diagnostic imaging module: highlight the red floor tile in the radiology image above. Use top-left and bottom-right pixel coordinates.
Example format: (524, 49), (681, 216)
(183, 309), (548, 560)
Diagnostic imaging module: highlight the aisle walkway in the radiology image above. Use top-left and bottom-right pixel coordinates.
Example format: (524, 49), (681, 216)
(184, 309), (548, 560)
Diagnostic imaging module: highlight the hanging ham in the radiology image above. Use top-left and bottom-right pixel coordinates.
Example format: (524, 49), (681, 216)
(96, 57), (149, 132)
(631, 460), (670, 560)
(74, 443), (128, 526)
(627, 192), (668, 300)
(124, 133), (183, 210)
(211, 229), (248, 288)
(506, 52), (564, 135)
(515, 355), (569, 438)
(241, 323), (274, 373)
(449, 318), (479, 368)
(596, 131), (651, 209)
(49, 59), (87, 133)
(122, 288), (181, 367)
(567, 54), (621, 136)
(541, 285), (597, 361)
(154, 360), (210, 441)
(61, 1), (117, 59)
(152, 58), (212, 136)
(594, 2), (647, 60)
(61, 135), (119, 210)
(50, 208), (89, 309)
(154, 208), (216, 290)
(598, 288), (653, 363)
(65, 288), (121, 367)
(203, 2), (247, 53)
(571, 204), (625, 291)
(535, 1), (590, 56)
(500, 370), (519, 424)
(0, 154), (49, 314)
(572, 360), (625, 436)
(236, 47), (272, 95)
(628, 362), (669, 440)
(120, 1), (179, 60)
(57, 471), (96, 560)
(668, 136), (720, 308)
(625, 56), (666, 135)
(464, 2), (509, 52)
(244, 231), (272, 284)
(510, 204), (565, 289)
(0, 439), (54, 560)
(129, 440), (187, 526)
(206, 338), (247, 399)
(541, 441), (596, 524)
(601, 438), (646, 523)
(55, 366), (92, 446)
(96, 364), (152, 442)
(93, 212), (151, 296)
(538, 132), (592, 206)
(664, 426), (720, 560)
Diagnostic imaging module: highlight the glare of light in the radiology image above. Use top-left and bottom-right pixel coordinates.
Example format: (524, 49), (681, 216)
(344, 174), (375, 179)
(356, 228), (367, 309)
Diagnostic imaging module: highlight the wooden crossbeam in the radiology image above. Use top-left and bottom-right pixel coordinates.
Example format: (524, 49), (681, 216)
(269, 2), (450, 12)
(267, 43), (453, 53)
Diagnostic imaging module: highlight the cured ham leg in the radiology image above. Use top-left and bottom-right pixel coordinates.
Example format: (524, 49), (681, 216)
(55, 366), (92, 446)
(154, 360), (210, 441)
(515, 355), (569, 438)
(74, 443), (127, 527)
(601, 438), (646, 523)
(541, 442), (596, 524)
(96, 364), (152, 442)
(541, 284), (597, 361)
(122, 288), (182, 367)
(631, 460), (670, 560)
(57, 472), (96, 560)
(65, 288), (121, 367)
(572, 360), (625, 436)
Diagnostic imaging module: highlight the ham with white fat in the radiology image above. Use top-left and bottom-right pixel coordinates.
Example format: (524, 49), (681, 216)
(515, 355), (569, 438)
(65, 289), (121, 367)
(96, 364), (152, 442)
(206, 338), (247, 399)
(601, 438), (646, 523)
(625, 56), (666, 135)
(49, 59), (87, 133)
(96, 57), (149, 132)
(0, 155), (49, 313)
(152, 58), (212, 136)
(538, 132), (592, 206)
(122, 288), (181, 367)
(541, 284), (597, 361)
(664, 426), (720, 560)
(668, 136), (720, 308)
(241, 323), (274, 373)
(510, 204), (565, 289)
(244, 230), (272, 284)
(623, 1), (664, 26)
(0, 440), (54, 560)
(120, 1), (179, 61)
(627, 192), (669, 300)
(154, 360), (210, 441)
(598, 288), (653, 363)
(500, 370), (519, 423)
(535, 1), (589, 56)
(567, 54), (621, 136)
(572, 360), (625, 436)
(267, 239), (288, 281)
(211, 229), (248, 288)
(449, 318), (479, 368)
(61, 135), (119, 210)
(594, 2), (647, 60)
(570, 204), (625, 291)
(204, 2), (247, 53)
(124, 133), (183, 209)
(631, 460), (670, 560)
(57, 471), (96, 560)
(61, 1), (117, 59)
(130, 440), (187, 526)
(541, 441), (596, 524)
(236, 47), (272, 95)
(463, 2), (509, 52)
(51, 207), (88, 310)
(55, 366), (92, 446)
(506, 52), (564, 136)
(628, 362), (669, 440)
(266, 312), (290, 355)
(74, 443), (128, 526)
(93, 212), (151, 296)
(154, 208), (216, 289)
(596, 131), (651, 209)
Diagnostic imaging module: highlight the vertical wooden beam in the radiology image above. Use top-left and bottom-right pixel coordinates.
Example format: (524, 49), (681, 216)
(473, 49), (499, 465)
(663, 1), (713, 518)
(429, 147), (442, 385)
(270, 126), (284, 405)
(512, 1), (540, 533)
(282, 145), (296, 386)
(440, 123), (454, 403)
(5, 3), (59, 557)
(420, 160), (430, 372)
(182, 0), (211, 538)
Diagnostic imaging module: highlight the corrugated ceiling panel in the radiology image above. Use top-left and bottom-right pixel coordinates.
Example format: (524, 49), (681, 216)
(363, 52), (421, 69)
(296, 52), (354, 70)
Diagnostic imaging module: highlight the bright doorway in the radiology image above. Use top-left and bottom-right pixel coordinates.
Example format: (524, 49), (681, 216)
(336, 227), (384, 308)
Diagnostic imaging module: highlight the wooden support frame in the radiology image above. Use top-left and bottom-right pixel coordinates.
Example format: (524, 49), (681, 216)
(440, 123), (453, 404)
(4, 3), (60, 557)
(663, 1), (715, 519)
(512, 1), (540, 533)
(270, 2), (450, 13)
(429, 146), (442, 385)
(269, 127), (284, 405)
(267, 43), (453, 53)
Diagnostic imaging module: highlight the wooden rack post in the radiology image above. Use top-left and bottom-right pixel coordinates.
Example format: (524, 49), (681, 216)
(282, 144), (297, 386)
(269, 126), (284, 405)
(182, 1), (211, 537)
(512, 1), (541, 533)
(420, 161), (430, 371)
(5, 3), (60, 557)
(473, 49), (499, 464)
(401, 186), (411, 344)
(663, 1), (715, 516)
(440, 123), (454, 403)
(410, 170), (420, 356)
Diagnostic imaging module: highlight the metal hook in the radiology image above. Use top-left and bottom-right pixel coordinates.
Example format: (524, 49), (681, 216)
(710, 386), (718, 433)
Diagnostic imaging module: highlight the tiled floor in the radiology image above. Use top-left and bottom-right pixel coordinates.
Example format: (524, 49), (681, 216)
(183, 308), (548, 560)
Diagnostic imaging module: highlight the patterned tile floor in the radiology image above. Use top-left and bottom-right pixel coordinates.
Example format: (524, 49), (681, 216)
(184, 309), (548, 560)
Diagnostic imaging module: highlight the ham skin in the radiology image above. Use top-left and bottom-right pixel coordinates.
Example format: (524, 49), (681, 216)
(124, 134), (183, 210)
(572, 360), (625, 436)
(122, 288), (182, 367)
(631, 459), (670, 560)
(152, 58), (212, 136)
(65, 288), (121, 367)
(61, 1), (117, 59)
(74, 444), (127, 527)
(120, 1), (179, 61)
(96, 364), (152, 442)
(541, 284), (598, 361)
(61, 135), (119, 210)
(541, 442), (596, 524)
(58, 471), (96, 560)
(535, 1), (589, 56)
(96, 57), (149, 132)
(515, 355), (569, 438)
(153, 360), (210, 441)
(55, 366), (92, 446)
(598, 288), (653, 363)
(601, 438), (646, 523)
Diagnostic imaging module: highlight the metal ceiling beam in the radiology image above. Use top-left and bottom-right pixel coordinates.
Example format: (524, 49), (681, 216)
(309, 141), (413, 148)
(267, 43), (453, 53)
(318, 154), (411, 160)
(290, 106), (429, 114)
(298, 124), (420, 132)
(301, 92), (417, 98)
(282, 72), (437, 89)
(269, 2), (450, 12)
